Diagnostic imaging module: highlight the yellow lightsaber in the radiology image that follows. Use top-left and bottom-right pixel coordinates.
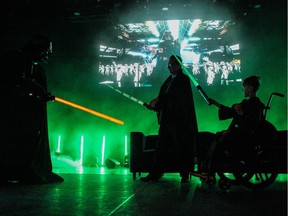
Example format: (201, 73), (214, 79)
(55, 97), (124, 125)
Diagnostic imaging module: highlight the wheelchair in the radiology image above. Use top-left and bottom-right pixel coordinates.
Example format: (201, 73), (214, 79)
(196, 92), (286, 191)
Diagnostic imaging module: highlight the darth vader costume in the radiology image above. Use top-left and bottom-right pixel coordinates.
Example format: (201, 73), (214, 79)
(0, 35), (63, 184)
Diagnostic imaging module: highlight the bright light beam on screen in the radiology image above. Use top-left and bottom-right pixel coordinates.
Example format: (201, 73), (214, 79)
(188, 19), (202, 36)
(230, 44), (240, 50)
(146, 21), (160, 37)
(181, 38), (189, 50)
(101, 136), (106, 166)
(56, 135), (61, 153)
(80, 136), (84, 165)
(55, 97), (124, 125)
(167, 20), (180, 40)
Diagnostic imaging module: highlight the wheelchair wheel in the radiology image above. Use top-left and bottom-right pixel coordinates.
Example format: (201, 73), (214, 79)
(199, 175), (216, 186)
(233, 160), (278, 190)
(206, 177), (216, 186)
(218, 178), (232, 191)
(217, 172), (238, 184)
(216, 160), (238, 185)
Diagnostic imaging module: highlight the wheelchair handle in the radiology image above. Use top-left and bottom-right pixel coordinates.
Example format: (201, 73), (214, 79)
(272, 92), (285, 97)
(264, 92), (285, 119)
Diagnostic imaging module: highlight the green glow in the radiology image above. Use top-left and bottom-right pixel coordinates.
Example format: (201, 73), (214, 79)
(172, 53), (210, 104)
(56, 135), (61, 153)
(101, 136), (106, 166)
(43, 10), (286, 164)
(78, 166), (84, 174)
(124, 135), (128, 156)
(73, 12), (81, 16)
(80, 136), (84, 165)
(100, 167), (105, 174)
(47, 39), (287, 162)
(275, 174), (288, 183)
(248, 173), (275, 184)
(172, 52), (199, 87)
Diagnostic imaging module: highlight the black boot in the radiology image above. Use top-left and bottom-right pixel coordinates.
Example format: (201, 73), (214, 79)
(140, 173), (163, 182)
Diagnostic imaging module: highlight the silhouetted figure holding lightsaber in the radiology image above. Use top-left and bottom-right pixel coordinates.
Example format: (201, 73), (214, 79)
(192, 76), (268, 181)
(0, 35), (63, 184)
(140, 55), (198, 183)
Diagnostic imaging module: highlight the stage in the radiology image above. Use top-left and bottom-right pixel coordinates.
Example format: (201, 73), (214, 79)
(0, 155), (287, 216)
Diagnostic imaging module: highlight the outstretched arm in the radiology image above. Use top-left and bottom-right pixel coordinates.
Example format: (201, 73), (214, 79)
(208, 98), (222, 109)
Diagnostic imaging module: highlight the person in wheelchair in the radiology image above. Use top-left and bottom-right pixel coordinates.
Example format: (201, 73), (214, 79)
(193, 75), (266, 180)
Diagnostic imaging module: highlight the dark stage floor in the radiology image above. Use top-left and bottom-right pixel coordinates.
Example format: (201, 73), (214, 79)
(0, 156), (287, 216)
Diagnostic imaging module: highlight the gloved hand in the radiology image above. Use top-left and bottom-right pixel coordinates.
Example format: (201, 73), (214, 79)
(149, 97), (159, 108)
(46, 93), (55, 102)
(234, 104), (244, 115)
(145, 97), (159, 110)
